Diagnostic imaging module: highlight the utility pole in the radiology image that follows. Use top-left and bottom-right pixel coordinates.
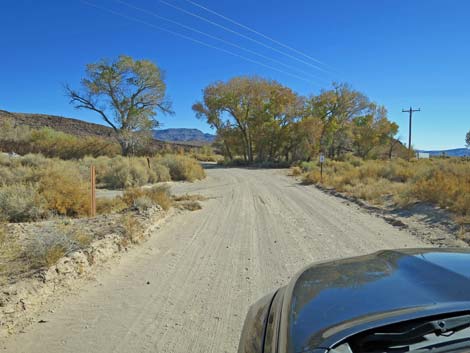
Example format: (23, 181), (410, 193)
(402, 106), (420, 161)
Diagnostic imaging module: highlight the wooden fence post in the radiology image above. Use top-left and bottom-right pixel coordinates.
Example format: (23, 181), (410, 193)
(90, 165), (96, 217)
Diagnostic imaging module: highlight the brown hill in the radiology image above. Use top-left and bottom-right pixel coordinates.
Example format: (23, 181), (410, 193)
(0, 110), (117, 140)
(0, 110), (201, 149)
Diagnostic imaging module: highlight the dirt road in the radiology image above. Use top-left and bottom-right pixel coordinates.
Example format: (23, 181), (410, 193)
(2, 167), (427, 353)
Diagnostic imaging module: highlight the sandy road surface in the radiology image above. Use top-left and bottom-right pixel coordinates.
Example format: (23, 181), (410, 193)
(2, 167), (427, 353)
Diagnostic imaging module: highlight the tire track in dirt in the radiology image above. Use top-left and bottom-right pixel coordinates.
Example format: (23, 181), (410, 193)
(2, 167), (428, 353)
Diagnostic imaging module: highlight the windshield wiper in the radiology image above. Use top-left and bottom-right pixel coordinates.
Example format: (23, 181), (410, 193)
(410, 338), (470, 353)
(361, 314), (470, 345)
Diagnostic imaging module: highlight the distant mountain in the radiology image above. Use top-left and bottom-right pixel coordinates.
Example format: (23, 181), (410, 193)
(417, 148), (470, 157)
(154, 128), (216, 144)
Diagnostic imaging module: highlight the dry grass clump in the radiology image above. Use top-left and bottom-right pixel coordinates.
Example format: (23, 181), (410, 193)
(172, 194), (206, 211)
(175, 201), (202, 211)
(290, 166), (302, 176)
(300, 158), (470, 219)
(122, 185), (172, 211)
(157, 154), (206, 181)
(120, 214), (143, 246)
(172, 194), (207, 202)
(0, 184), (46, 222)
(96, 197), (128, 215)
(24, 224), (96, 270)
(0, 224), (25, 283)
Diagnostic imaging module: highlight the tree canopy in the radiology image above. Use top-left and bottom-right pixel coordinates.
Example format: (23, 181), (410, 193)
(194, 77), (400, 163)
(66, 55), (173, 156)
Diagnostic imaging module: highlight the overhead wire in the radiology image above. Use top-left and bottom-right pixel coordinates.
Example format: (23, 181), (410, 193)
(158, 0), (330, 74)
(115, 0), (327, 83)
(182, 0), (330, 68)
(81, 1), (321, 85)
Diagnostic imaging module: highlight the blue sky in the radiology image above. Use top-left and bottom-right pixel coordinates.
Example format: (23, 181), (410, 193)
(1, 0), (469, 150)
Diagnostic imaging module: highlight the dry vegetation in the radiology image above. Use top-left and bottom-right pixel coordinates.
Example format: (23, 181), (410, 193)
(0, 153), (205, 222)
(0, 150), (206, 283)
(298, 157), (470, 227)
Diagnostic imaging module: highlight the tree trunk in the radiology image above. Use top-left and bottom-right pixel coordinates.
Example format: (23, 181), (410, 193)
(224, 141), (233, 160)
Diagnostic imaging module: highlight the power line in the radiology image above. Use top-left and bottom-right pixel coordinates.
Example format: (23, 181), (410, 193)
(158, 0), (330, 74)
(81, 1), (319, 85)
(402, 106), (421, 161)
(115, 0), (327, 83)
(183, 0), (330, 68)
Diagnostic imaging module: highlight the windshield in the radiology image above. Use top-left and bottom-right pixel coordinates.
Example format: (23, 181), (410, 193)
(333, 314), (470, 353)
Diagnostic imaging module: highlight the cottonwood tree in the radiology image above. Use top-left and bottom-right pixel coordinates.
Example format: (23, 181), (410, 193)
(66, 55), (172, 156)
(193, 76), (301, 163)
(305, 83), (373, 158)
(194, 77), (401, 163)
(352, 106), (398, 158)
(466, 130), (470, 149)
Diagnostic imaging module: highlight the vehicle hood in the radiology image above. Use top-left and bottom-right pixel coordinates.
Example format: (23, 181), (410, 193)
(285, 248), (470, 352)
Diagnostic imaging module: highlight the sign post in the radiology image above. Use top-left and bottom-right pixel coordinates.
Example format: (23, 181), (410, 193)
(319, 153), (325, 183)
(90, 165), (96, 217)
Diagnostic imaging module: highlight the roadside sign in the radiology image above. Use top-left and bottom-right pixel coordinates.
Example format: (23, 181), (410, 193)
(319, 154), (325, 183)
(416, 152), (430, 159)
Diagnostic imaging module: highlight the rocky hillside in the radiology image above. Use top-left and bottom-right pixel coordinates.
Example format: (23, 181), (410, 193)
(154, 128), (215, 144)
(0, 110), (117, 140)
(0, 110), (203, 149)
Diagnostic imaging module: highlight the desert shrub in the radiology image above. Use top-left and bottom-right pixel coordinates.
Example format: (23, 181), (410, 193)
(100, 156), (170, 189)
(134, 196), (154, 211)
(96, 197), (127, 214)
(0, 184), (46, 222)
(25, 232), (73, 268)
(121, 188), (146, 208)
(29, 128), (120, 159)
(38, 164), (90, 217)
(24, 224), (96, 269)
(19, 153), (50, 168)
(302, 170), (322, 185)
(0, 224), (25, 283)
(148, 162), (171, 183)
(145, 186), (172, 210)
(157, 154), (205, 181)
(176, 201), (202, 211)
(290, 166), (302, 176)
(191, 146), (224, 163)
(298, 158), (470, 217)
(101, 157), (133, 189)
(121, 186), (172, 211)
(120, 214), (143, 245)
(173, 194), (206, 202)
(411, 167), (470, 216)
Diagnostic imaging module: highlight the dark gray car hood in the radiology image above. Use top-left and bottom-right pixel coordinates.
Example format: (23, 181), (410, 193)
(285, 248), (470, 352)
